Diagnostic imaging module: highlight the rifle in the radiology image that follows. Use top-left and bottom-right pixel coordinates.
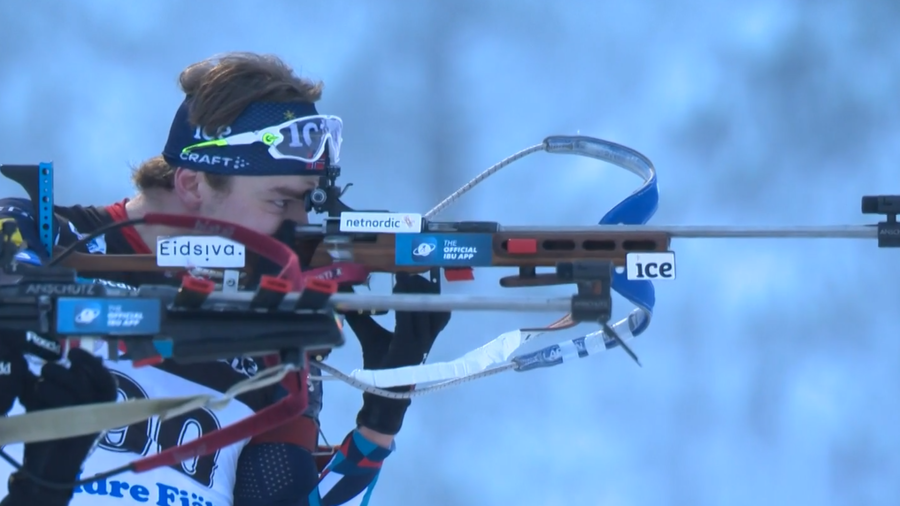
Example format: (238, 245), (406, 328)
(0, 135), (895, 489)
(4, 136), (898, 367)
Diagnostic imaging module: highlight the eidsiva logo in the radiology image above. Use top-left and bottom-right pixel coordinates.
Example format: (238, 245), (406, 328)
(156, 235), (246, 269)
(339, 212), (422, 234)
(411, 236), (439, 262)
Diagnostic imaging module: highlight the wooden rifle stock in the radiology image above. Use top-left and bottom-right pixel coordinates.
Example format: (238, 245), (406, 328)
(55, 229), (671, 287)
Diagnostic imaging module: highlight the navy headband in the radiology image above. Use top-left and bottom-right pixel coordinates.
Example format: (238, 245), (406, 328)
(162, 98), (326, 176)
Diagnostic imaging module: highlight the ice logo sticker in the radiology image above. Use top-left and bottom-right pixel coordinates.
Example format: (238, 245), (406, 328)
(411, 237), (438, 260)
(625, 252), (676, 280)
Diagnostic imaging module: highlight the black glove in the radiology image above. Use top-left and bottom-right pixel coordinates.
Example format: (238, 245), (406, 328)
(0, 343), (29, 415)
(2, 347), (118, 506)
(0, 331), (63, 415)
(343, 273), (451, 435)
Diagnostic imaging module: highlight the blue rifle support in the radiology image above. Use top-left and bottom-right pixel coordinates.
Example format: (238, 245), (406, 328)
(38, 162), (54, 258)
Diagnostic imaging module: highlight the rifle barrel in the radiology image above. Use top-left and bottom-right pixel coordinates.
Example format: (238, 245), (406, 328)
(329, 294), (573, 312)
(209, 292), (575, 313)
(298, 222), (876, 239)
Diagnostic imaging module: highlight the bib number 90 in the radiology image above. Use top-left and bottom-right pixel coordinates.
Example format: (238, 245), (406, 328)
(99, 371), (221, 487)
(625, 252), (676, 280)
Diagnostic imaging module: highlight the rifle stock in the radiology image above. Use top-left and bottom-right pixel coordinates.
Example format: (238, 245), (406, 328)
(56, 228), (671, 287)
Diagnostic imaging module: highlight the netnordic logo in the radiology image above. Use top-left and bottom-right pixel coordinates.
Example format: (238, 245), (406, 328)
(339, 212), (422, 234)
(411, 236), (438, 262)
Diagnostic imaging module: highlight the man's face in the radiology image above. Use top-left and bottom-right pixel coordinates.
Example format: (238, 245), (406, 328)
(198, 174), (320, 235)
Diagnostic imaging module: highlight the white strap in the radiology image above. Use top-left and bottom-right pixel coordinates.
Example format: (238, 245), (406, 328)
(342, 310), (640, 389)
(0, 362), (294, 445)
(0, 396), (211, 446)
(347, 329), (528, 388)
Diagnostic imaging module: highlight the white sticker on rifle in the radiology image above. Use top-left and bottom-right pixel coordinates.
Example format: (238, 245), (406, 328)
(626, 252), (676, 281)
(156, 236), (246, 268)
(339, 212), (422, 233)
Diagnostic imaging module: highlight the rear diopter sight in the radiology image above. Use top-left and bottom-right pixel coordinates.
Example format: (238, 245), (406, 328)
(862, 195), (900, 248)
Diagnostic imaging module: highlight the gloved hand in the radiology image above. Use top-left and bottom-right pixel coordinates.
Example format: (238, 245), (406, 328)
(0, 343), (30, 415)
(2, 347), (118, 506)
(342, 273), (451, 435)
(0, 332), (63, 415)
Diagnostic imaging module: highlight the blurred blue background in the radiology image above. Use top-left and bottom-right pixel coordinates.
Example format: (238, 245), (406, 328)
(2, 1), (899, 504)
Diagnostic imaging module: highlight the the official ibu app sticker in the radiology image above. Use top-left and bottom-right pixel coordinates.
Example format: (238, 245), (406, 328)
(395, 233), (493, 266)
(56, 297), (162, 335)
(156, 235), (246, 268)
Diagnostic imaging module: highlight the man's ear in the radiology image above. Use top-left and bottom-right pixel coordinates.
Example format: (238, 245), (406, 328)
(173, 168), (203, 211)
